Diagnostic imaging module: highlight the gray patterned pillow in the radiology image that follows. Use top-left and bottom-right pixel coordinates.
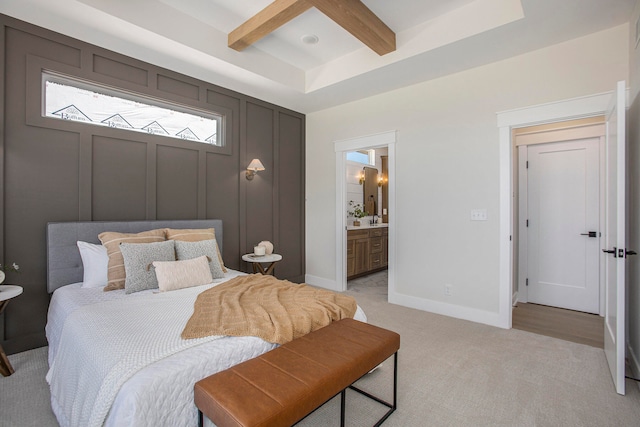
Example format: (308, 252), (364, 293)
(174, 239), (224, 279)
(120, 240), (176, 294)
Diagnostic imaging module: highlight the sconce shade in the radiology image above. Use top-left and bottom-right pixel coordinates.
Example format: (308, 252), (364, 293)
(247, 159), (265, 171)
(246, 158), (265, 180)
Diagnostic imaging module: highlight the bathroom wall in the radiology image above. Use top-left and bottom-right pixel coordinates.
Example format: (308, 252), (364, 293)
(345, 149), (385, 224)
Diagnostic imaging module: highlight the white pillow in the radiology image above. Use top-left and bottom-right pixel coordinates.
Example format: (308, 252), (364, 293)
(77, 241), (109, 288)
(153, 256), (213, 292)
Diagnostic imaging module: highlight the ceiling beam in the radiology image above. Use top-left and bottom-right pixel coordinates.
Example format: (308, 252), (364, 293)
(229, 0), (313, 51)
(228, 0), (396, 56)
(308, 0), (395, 55)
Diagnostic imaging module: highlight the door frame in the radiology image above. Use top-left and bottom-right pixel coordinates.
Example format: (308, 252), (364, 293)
(517, 133), (606, 315)
(497, 90), (622, 328)
(334, 131), (397, 293)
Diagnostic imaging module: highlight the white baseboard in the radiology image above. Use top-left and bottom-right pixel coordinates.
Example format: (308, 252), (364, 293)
(305, 274), (340, 292)
(388, 290), (503, 329)
(628, 343), (640, 391)
(307, 275), (507, 329)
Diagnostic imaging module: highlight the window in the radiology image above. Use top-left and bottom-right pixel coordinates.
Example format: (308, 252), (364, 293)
(346, 149), (375, 165)
(43, 73), (223, 146)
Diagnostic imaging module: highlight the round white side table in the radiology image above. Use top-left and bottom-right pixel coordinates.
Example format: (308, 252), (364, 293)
(242, 253), (283, 275)
(0, 285), (23, 376)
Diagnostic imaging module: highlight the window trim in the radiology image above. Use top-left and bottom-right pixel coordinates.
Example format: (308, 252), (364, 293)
(43, 72), (223, 146)
(25, 55), (233, 155)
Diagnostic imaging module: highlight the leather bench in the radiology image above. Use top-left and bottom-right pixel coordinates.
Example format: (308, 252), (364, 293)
(194, 318), (400, 427)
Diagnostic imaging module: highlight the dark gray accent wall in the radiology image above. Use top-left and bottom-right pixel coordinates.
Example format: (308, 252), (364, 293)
(0, 15), (305, 354)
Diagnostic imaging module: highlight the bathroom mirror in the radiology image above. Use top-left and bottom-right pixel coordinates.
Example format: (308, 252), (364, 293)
(363, 166), (378, 216)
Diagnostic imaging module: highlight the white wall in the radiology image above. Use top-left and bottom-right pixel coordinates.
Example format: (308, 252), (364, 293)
(306, 24), (629, 326)
(627, 0), (640, 385)
(346, 161), (364, 209)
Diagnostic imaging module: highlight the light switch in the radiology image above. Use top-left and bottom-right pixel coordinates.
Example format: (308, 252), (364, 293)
(471, 209), (488, 221)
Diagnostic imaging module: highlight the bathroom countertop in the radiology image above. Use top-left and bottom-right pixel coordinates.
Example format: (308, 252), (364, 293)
(347, 223), (388, 230)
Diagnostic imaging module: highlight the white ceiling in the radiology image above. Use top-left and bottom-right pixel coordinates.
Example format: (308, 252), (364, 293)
(0, 0), (635, 113)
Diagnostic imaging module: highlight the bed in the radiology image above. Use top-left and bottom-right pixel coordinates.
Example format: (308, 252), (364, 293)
(45, 220), (366, 427)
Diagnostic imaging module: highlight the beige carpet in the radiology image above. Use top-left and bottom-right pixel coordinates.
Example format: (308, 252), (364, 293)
(333, 286), (640, 426)
(0, 346), (55, 426)
(2, 282), (640, 426)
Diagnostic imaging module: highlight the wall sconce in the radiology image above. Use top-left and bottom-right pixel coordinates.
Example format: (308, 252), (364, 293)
(358, 171), (365, 185)
(246, 158), (265, 180)
(378, 176), (384, 187)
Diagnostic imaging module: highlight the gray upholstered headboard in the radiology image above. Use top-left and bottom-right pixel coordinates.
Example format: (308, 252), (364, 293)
(46, 219), (223, 293)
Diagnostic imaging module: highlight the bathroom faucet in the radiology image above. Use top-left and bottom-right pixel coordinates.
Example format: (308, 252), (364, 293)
(372, 214), (378, 225)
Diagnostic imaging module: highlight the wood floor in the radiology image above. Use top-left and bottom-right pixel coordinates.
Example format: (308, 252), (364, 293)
(350, 272), (604, 349)
(512, 303), (604, 348)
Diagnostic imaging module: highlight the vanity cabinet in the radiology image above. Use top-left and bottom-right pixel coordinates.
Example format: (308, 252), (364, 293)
(347, 227), (388, 279)
(369, 229), (384, 271)
(382, 231), (388, 267)
(347, 229), (369, 277)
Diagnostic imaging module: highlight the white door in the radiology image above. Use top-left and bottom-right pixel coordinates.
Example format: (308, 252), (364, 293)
(527, 139), (600, 313)
(603, 80), (626, 395)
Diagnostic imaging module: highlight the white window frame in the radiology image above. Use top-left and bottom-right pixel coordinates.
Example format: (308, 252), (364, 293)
(42, 72), (224, 146)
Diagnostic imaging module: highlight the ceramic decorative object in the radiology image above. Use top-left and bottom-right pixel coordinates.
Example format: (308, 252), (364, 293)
(258, 241), (274, 255)
(0, 270), (5, 285)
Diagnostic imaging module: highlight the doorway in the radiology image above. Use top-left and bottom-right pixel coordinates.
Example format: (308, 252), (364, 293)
(345, 148), (388, 296)
(515, 120), (606, 314)
(334, 131), (396, 295)
(513, 119), (606, 342)
(497, 92), (613, 330)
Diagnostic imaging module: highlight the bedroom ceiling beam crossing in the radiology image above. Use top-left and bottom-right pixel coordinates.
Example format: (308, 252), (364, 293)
(228, 0), (396, 56)
(307, 0), (396, 55)
(228, 0), (313, 51)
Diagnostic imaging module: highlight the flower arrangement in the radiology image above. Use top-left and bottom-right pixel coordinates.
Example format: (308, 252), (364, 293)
(0, 263), (20, 273)
(0, 262), (19, 285)
(348, 201), (369, 226)
(348, 201), (368, 219)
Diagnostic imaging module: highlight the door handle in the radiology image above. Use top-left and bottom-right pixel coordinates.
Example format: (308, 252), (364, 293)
(626, 250), (637, 257)
(602, 247), (617, 257)
(580, 231), (597, 237)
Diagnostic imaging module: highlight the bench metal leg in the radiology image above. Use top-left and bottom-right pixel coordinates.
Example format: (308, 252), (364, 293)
(393, 350), (397, 410)
(198, 409), (203, 427)
(296, 351), (398, 427)
(348, 351), (398, 426)
(340, 389), (346, 427)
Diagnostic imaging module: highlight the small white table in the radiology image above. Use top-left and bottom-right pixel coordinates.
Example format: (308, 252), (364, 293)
(242, 253), (283, 275)
(0, 285), (23, 376)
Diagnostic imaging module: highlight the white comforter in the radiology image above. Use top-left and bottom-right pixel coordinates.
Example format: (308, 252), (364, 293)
(46, 271), (366, 427)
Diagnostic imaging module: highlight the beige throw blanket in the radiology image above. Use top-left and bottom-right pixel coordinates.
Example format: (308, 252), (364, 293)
(181, 274), (357, 344)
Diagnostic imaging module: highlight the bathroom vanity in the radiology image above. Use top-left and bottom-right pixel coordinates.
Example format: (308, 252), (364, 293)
(347, 224), (388, 279)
